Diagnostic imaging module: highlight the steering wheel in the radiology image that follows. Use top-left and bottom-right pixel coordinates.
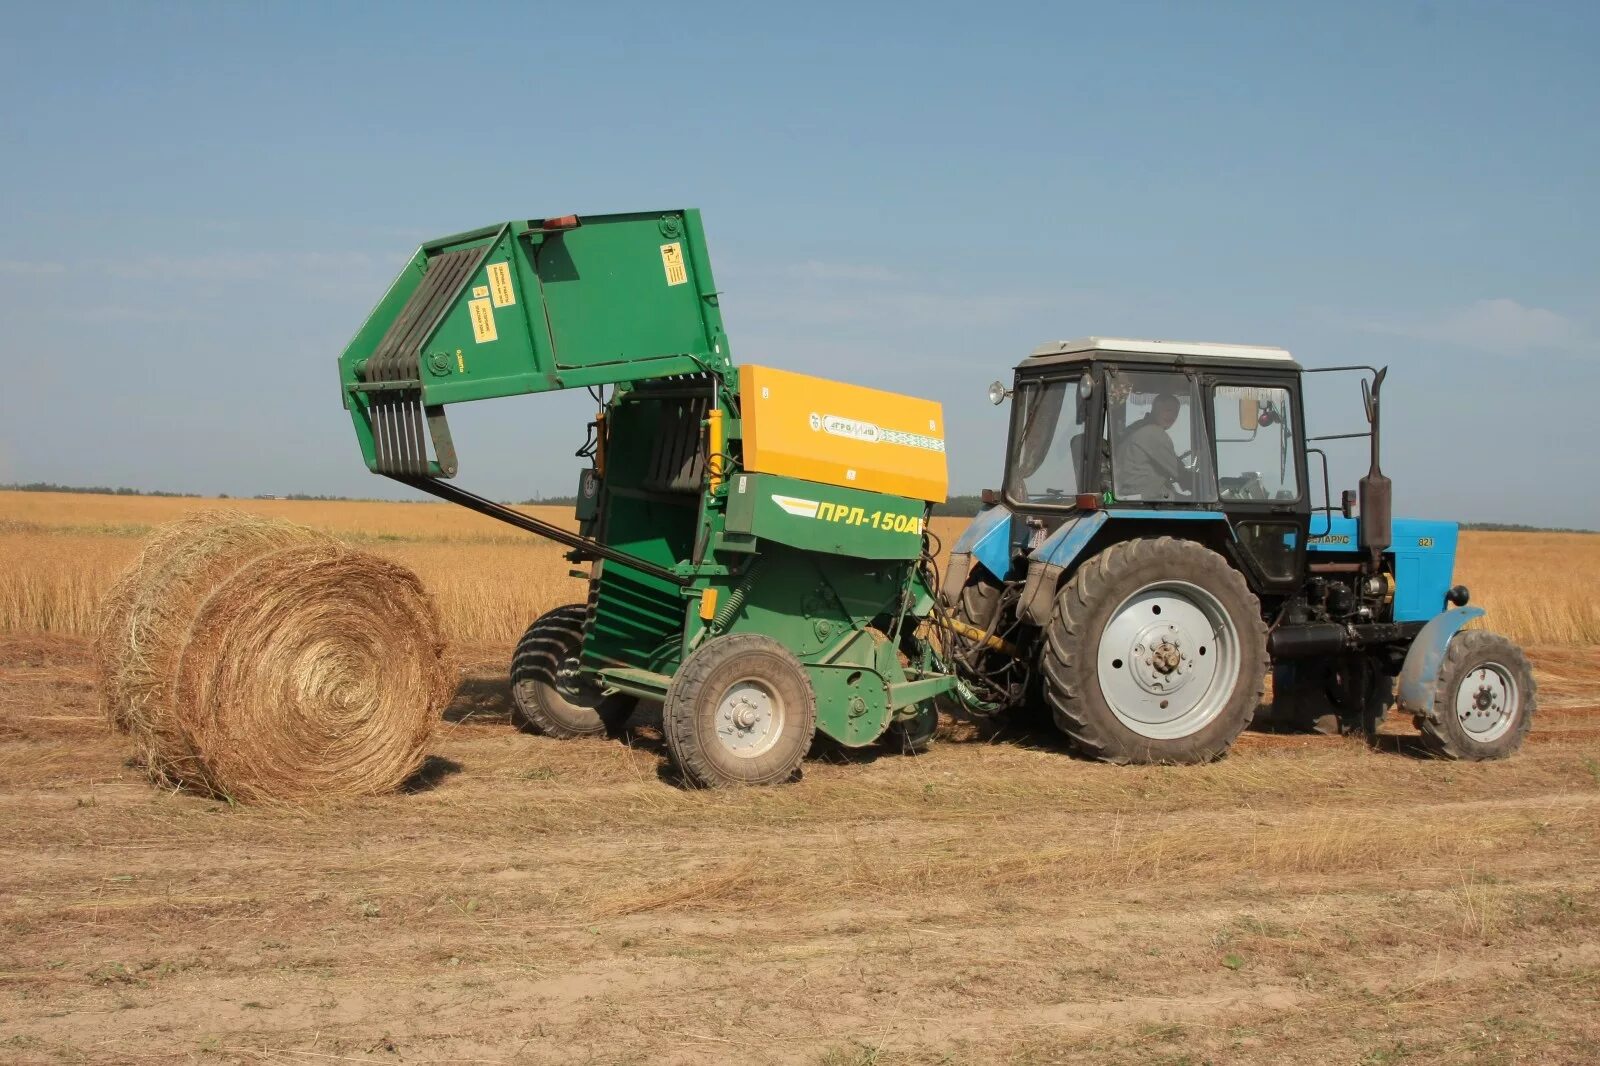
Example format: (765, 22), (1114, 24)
(1219, 473), (1268, 501)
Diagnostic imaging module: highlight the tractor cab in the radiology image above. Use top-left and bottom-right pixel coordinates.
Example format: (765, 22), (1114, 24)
(994, 338), (1311, 593)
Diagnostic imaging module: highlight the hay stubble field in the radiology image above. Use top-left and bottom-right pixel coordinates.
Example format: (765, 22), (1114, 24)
(3, 491), (1600, 1063)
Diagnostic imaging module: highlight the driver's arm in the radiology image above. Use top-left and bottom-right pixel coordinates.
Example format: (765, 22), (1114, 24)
(1148, 432), (1191, 490)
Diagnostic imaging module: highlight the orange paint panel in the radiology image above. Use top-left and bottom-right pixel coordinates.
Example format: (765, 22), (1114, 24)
(738, 365), (948, 502)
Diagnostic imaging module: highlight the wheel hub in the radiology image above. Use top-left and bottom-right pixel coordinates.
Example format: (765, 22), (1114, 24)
(714, 679), (784, 758)
(1456, 664), (1516, 742)
(1096, 582), (1239, 740)
(1126, 623), (1195, 697)
(1150, 637), (1184, 674)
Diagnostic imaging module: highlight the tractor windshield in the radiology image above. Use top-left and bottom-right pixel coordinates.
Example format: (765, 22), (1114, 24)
(1105, 369), (1217, 503)
(1006, 375), (1089, 504)
(1213, 385), (1300, 501)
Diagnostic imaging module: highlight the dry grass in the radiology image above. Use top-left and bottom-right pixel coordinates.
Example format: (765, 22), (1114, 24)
(1458, 530), (1600, 645)
(3, 490), (1597, 649)
(2, 632), (1599, 1062)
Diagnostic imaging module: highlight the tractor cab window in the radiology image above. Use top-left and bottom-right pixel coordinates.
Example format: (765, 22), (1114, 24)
(1106, 370), (1216, 503)
(1212, 385), (1300, 501)
(1006, 375), (1089, 505)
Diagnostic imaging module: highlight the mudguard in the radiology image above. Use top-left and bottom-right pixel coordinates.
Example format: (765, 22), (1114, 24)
(1017, 511), (1110, 625)
(945, 505), (1015, 596)
(1396, 606), (1486, 715)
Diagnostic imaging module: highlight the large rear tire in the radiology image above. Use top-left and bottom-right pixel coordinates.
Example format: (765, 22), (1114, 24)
(509, 604), (635, 738)
(1417, 631), (1535, 760)
(663, 634), (818, 788)
(1041, 537), (1268, 764)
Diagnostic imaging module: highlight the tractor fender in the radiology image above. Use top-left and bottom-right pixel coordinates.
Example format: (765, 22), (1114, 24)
(1018, 511), (1110, 626)
(1396, 605), (1486, 716)
(944, 505), (1015, 602)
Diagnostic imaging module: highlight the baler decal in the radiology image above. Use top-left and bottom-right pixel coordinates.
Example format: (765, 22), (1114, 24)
(770, 495), (923, 533)
(660, 243), (688, 286)
(468, 299), (497, 343)
(772, 495), (821, 518)
(487, 262), (516, 307)
(807, 414), (945, 453)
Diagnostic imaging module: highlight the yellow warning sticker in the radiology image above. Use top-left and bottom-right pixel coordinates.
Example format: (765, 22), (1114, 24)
(469, 298), (497, 343)
(487, 262), (516, 307)
(472, 285), (489, 299)
(660, 242), (688, 287)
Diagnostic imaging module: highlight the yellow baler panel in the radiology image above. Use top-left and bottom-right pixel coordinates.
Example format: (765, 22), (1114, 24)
(738, 365), (948, 503)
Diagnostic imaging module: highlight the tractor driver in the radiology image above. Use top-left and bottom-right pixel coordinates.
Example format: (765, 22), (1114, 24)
(1118, 393), (1193, 500)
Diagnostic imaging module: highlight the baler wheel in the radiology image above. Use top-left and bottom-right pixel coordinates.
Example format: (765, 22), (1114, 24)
(1417, 631), (1535, 760)
(662, 634), (817, 788)
(509, 604), (635, 739)
(1041, 537), (1268, 764)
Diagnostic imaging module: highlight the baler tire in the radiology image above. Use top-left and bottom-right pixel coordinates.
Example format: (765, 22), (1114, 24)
(1041, 537), (1268, 764)
(509, 604), (635, 739)
(1417, 631), (1535, 761)
(662, 634), (817, 788)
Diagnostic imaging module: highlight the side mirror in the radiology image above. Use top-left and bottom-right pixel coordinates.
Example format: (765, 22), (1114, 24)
(1341, 489), (1359, 519)
(1237, 396), (1259, 431)
(988, 380), (1010, 405)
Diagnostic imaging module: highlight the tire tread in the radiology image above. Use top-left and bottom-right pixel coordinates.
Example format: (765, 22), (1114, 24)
(1041, 537), (1268, 764)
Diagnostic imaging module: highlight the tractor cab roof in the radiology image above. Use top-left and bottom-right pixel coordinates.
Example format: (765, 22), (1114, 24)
(1022, 337), (1301, 372)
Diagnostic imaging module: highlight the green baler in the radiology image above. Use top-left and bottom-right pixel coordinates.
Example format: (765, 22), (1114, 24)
(338, 210), (957, 786)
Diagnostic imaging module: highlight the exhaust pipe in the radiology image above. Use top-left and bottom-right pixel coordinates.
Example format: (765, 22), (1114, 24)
(1358, 367), (1391, 569)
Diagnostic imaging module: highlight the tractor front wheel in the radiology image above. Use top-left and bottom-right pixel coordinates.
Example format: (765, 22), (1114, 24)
(1041, 537), (1268, 764)
(663, 634), (818, 787)
(510, 604), (635, 738)
(1417, 631), (1535, 760)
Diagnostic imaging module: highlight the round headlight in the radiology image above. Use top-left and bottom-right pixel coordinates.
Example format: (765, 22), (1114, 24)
(988, 380), (1009, 405)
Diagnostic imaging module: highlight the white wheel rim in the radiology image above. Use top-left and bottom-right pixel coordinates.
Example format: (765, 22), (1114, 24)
(1096, 580), (1241, 740)
(1455, 662), (1518, 743)
(714, 677), (784, 758)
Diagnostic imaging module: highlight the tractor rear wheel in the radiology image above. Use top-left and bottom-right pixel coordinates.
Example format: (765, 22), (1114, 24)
(663, 634), (818, 787)
(509, 604), (635, 738)
(1041, 537), (1268, 764)
(1417, 631), (1535, 760)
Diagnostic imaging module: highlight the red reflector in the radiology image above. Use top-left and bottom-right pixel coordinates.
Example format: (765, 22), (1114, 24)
(542, 214), (580, 231)
(1075, 493), (1101, 510)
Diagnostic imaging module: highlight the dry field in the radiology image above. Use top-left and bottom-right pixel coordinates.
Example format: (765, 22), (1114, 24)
(3, 491), (1598, 648)
(3, 491), (1600, 1063)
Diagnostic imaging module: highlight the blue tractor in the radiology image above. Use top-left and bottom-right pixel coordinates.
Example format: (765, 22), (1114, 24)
(939, 338), (1534, 763)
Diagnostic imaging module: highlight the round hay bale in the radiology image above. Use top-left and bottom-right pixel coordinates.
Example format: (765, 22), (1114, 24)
(96, 511), (330, 736)
(165, 542), (451, 801)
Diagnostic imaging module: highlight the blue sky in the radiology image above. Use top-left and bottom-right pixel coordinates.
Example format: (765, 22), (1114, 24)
(2, 1), (1595, 526)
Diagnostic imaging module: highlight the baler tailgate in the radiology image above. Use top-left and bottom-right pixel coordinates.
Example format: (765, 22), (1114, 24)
(367, 245), (485, 384)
